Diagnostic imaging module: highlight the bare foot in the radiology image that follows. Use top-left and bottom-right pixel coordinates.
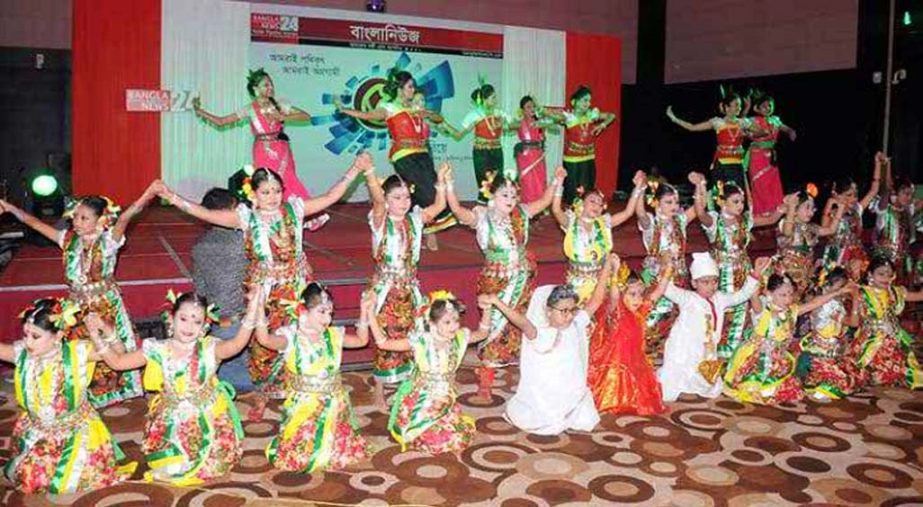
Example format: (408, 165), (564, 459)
(424, 233), (439, 251)
(247, 395), (267, 422)
(305, 213), (331, 231)
(373, 380), (388, 412)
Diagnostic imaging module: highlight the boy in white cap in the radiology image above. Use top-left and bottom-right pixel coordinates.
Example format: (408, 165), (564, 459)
(658, 252), (771, 402)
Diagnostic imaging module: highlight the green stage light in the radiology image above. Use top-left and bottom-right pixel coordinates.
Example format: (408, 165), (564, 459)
(31, 174), (59, 197)
(904, 11), (912, 26)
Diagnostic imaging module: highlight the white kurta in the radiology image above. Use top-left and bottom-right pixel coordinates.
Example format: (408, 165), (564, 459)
(658, 277), (760, 402)
(505, 285), (600, 435)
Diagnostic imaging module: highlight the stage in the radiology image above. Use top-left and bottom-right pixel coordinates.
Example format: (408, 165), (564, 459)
(0, 202), (779, 366)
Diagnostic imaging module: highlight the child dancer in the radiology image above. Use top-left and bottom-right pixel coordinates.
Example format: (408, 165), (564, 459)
(513, 95), (550, 204)
(551, 170), (647, 303)
(0, 187), (158, 407)
(659, 253), (770, 402)
(689, 172), (787, 358)
(776, 188), (844, 299)
(872, 159), (918, 284)
(372, 290), (492, 454)
(745, 91), (796, 216)
(666, 88), (752, 190)
(724, 273), (853, 405)
(256, 283), (373, 473)
(588, 255), (668, 415)
(363, 163), (449, 408)
(491, 257), (613, 435)
(820, 152), (884, 279)
(847, 256), (923, 389)
(0, 299), (136, 494)
(635, 179), (698, 361)
(91, 288), (263, 485)
(797, 267), (860, 401)
(446, 166), (566, 400)
(155, 153), (372, 418)
(440, 82), (511, 203)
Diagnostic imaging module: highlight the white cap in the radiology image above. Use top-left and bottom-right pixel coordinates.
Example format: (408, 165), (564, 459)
(690, 252), (719, 280)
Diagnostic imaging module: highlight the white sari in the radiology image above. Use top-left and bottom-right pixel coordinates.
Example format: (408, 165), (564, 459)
(504, 285), (600, 435)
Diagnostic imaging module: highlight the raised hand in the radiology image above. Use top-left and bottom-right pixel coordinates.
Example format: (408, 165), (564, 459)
(753, 256), (772, 275)
(437, 162), (451, 183)
(665, 106), (675, 120)
(688, 171), (706, 186)
(85, 312), (112, 339)
(782, 192), (799, 208)
(192, 96), (202, 112)
(477, 294), (499, 308)
(632, 170), (647, 188)
(350, 152), (374, 177)
(553, 166), (567, 182)
(360, 290), (377, 315)
(608, 253), (621, 272)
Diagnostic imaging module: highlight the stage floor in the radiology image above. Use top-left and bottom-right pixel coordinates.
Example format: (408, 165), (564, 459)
(0, 202), (778, 353)
(1, 362), (921, 506)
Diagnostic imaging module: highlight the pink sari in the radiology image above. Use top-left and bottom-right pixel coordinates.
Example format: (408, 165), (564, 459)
(249, 101), (311, 201)
(515, 118), (546, 204)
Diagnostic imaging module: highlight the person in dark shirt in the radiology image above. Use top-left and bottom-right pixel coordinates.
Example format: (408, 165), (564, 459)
(192, 188), (252, 391)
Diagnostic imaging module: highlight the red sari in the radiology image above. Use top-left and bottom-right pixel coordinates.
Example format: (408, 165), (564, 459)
(588, 299), (666, 416)
(247, 100), (311, 201)
(515, 117), (546, 204)
(746, 116), (785, 215)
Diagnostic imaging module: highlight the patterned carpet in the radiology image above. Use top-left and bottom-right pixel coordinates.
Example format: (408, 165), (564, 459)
(2, 356), (923, 506)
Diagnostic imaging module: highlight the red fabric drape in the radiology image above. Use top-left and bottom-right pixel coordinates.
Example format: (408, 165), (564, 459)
(566, 32), (622, 195)
(72, 0), (161, 204)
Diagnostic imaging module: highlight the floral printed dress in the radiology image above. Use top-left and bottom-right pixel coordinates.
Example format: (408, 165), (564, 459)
(238, 196), (311, 398)
(140, 337), (244, 485)
(267, 326), (369, 473)
(798, 299), (857, 400)
(847, 285), (923, 389)
(702, 211), (753, 358)
(639, 212), (690, 360)
(388, 328), (476, 453)
(367, 206), (425, 384)
(5, 340), (135, 494)
(59, 229), (142, 407)
(562, 210), (613, 304)
(724, 303), (804, 405)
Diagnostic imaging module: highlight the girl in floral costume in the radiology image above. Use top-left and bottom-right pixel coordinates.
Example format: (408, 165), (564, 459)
(0, 299), (136, 495)
(775, 188), (844, 299)
(363, 163), (449, 408)
(92, 288), (263, 485)
(551, 170), (647, 303)
(871, 157), (918, 284)
(689, 173), (787, 358)
(847, 256), (923, 389)
(256, 283), (373, 473)
(635, 178), (698, 362)
(820, 152), (884, 280)
(797, 267), (860, 401)
(155, 153), (372, 418)
(1, 187), (158, 407)
(446, 166), (566, 400)
(724, 274), (853, 405)
(373, 290), (492, 454)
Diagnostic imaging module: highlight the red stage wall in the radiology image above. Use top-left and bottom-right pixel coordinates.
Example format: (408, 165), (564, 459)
(72, 0), (161, 204)
(566, 32), (622, 195)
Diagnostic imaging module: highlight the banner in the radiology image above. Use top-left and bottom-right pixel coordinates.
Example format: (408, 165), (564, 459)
(249, 13), (503, 201)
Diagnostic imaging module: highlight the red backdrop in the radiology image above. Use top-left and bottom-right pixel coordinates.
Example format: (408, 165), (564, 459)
(566, 32), (622, 195)
(72, 0), (162, 204)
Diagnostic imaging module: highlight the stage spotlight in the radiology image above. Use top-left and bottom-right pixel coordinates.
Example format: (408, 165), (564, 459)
(29, 169), (65, 217)
(366, 0), (386, 13)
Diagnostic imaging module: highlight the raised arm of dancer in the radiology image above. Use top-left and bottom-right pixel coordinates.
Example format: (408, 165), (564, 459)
(780, 194), (798, 237)
(779, 122), (797, 142)
(445, 171), (478, 226)
(0, 340), (16, 363)
(877, 154), (892, 211)
(343, 291), (374, 348)
(336, 99), (388, 122)
(438, 120), (471, 141)
(482, 293), (537, 340)
(303, 153), (369, 216)
(367, 293), (411, 351)
(157, 181), (241, 229)
(906, 288), (923, 303)
(797, 283), (856, 316)
(584, 254), (615, 315)
(635, 187), (652, 229)
(817, 200), (846, 237)
(282, 105), (311, 123)
(0, 199), (61, 244)
(550, 174), (569, 229)
(666, 106), (713, 132)
(648, 258), (675, 304)
(422, 163), (449, 223)
(216, 285), (263, 360)
(860, 152), (885, 211)
(468, 297), (495, 344)
(366, 163), (387, 227)
(610, 171), (648, 227)
(87, 314), (146, 369)
(254, 323), (289, 352)
(591, 111), (618, 136)
(111, 182), (159, 242)
(526, 167), (566, 218)
(684, 202), (700, 223)
(192, 97), (245, 128)
(688, 171), (712, 227)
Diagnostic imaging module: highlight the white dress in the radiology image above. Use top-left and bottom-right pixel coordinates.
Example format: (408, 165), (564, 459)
(505, 285), (600, 435)
(658, 277), (759, 402)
